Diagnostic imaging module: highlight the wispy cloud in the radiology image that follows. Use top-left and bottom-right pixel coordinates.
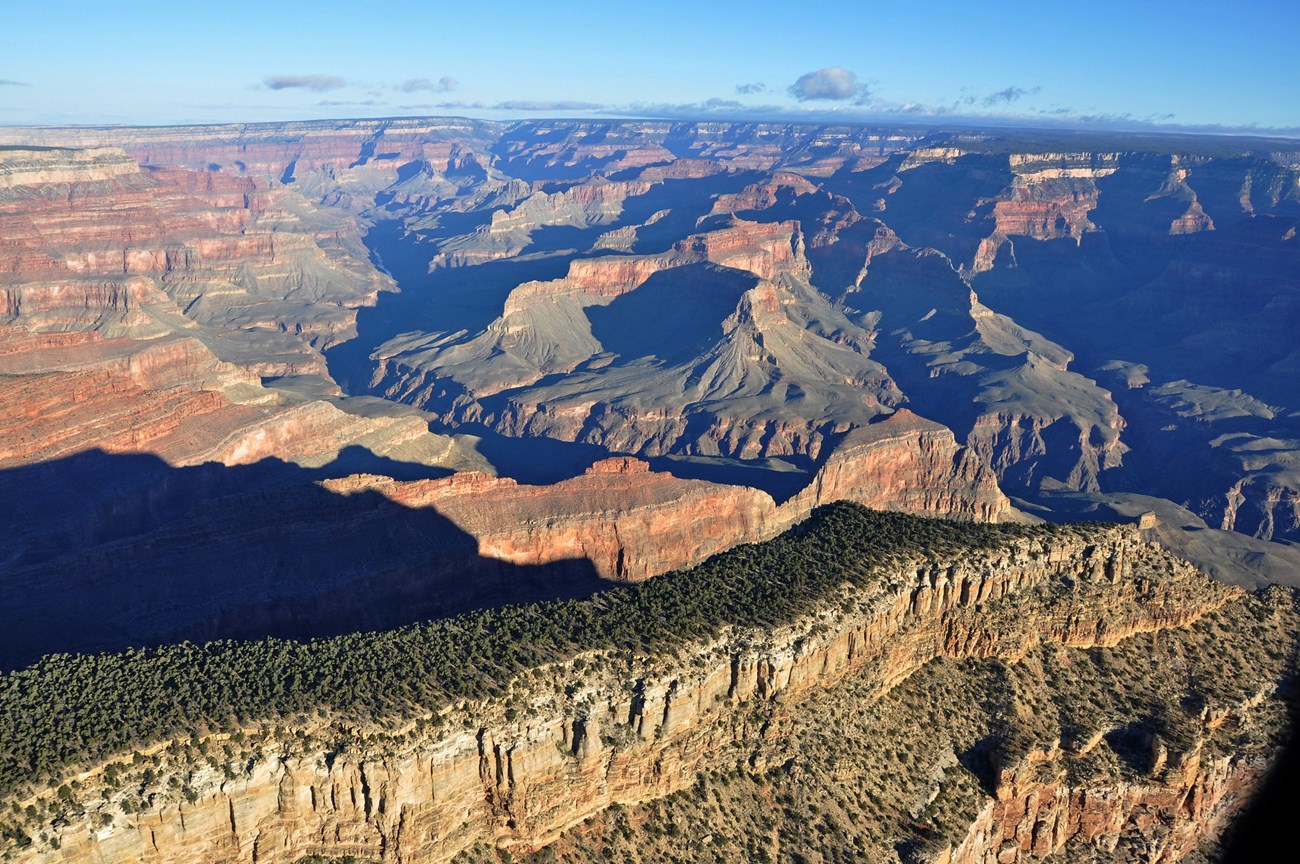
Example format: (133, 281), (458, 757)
(983, 85), (1041, 106)
(189, 81), (1300, 139)
(494, 99), (605, 111)
(611, 99), (783, 120)
(394, 99), (607, 113)
(0, 79), (30, 87)
(398, 76), (457, 93)
(1072, 111), (1183, 126)
(263, 74), (346, 91)
(735, 82), (766, 95)
(595, 95), (1300, 137)
(397, 101), (482, 110)
(788, 67), (869, 103)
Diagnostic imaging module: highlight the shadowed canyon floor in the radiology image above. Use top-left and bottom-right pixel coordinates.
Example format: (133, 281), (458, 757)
(0, 119), (1298, 863)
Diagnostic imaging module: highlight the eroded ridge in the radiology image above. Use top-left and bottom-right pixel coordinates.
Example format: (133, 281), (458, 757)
(3, 507), (1277, 864)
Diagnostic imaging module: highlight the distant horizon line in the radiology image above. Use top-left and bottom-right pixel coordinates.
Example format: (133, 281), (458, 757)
(1, 113), (1298, 144)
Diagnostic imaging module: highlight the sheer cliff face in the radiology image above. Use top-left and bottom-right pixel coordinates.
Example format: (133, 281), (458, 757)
(0, 120), (1297, 864)
(0, 147), (389, 372)
(0, 396), (1010, 667)
(8, 523), (1290, 864)
(1, 124), (1297, 550)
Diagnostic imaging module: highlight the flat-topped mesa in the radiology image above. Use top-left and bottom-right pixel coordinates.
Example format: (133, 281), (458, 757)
(487, 180), (655, 232)
(5, 515), (1247, 864)
(583, 455), (651, 475)
(503, 219), (805, 313)
(708, 172), (821, 216)
(318, 410), (1011, 584)
(431, 180), (657, 269)
(973, 153), (1123, 272)
(504, 256), (669, 310)
(678, 219), (808, 281)
(900, 146), (970, 170)
(0, 146), (140, 189)
(0, 118), (501, 180)
(322, 457), (777, 583)
(636, 158), (724, 181)
(1006, 151), (1122, 177)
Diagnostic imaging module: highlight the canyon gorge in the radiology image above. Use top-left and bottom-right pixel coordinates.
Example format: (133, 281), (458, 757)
(0, 118), (1298, 863)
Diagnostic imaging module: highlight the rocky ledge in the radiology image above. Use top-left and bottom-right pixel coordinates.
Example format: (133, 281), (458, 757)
(5, 511), (1280, 864)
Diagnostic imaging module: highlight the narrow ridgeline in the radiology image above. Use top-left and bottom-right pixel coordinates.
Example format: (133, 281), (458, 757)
(2, 505), (1292, 864)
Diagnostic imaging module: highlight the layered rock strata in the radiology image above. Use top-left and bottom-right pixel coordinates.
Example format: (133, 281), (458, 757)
(527, 583), (1294, 864)
(5, 524), (1250, 864)
(939, 742), (1264, 864)
(0, 326), (475, 471)
(3, 124), (1297, 523)
(327, 408), (1012, 582)
(0, 324), (1010, 663)
(0, 146), (391, 376)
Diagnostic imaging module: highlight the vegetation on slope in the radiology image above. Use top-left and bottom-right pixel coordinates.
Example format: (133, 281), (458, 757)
(0, 505), (1085, 797)
(450, 588), (1298, 864)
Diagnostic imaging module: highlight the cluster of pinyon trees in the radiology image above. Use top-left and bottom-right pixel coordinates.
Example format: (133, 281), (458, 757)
(0, 506), (1075, 796)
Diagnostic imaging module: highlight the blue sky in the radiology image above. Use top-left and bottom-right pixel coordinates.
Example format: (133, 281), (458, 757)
(2, 0), (1297, 133)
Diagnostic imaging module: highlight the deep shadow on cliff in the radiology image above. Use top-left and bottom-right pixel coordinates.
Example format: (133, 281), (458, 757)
(1217, 676), (1300, 863)
(0, 447), (607, 671)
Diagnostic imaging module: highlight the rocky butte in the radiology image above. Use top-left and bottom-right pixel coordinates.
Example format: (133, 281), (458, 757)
(0, 119), (1297, 863)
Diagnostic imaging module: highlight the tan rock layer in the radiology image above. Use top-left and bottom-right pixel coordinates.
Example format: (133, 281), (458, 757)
(937, 747), (1263, 864)
(327, 409), (1013, 582)
(0, 327), (455, 471)
(0, 147), (141, 189)
(15, 528), (1236, 864)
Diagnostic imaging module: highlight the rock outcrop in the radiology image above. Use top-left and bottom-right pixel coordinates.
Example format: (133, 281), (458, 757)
(973, 152), (1120, 272)
(324, 409), (1013, 582)
(370, 221), (905, 460)
(0, 145), (392, 378)
(1, 118), (1297, 864)
(0, 326), (475, 472)
(2, 123), (1297, 530)
(5, 521), (1256, 864)
(0, 325), (1009, 665)
(939, 742), (1264, 864)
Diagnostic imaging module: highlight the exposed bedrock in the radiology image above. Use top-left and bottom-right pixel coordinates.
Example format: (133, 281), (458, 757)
(938, 744), (1263, 864)
(8, 525), (1255, 864)
(0, 146), (393, 376)
(369, 218), (903, 461)
(332, 408), (1013, 583)
(5, 125), (1294, 530)
(0, 325), (1008, 663)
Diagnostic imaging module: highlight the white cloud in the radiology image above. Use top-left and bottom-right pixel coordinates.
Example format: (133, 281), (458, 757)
(788, 67), (867, 102)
